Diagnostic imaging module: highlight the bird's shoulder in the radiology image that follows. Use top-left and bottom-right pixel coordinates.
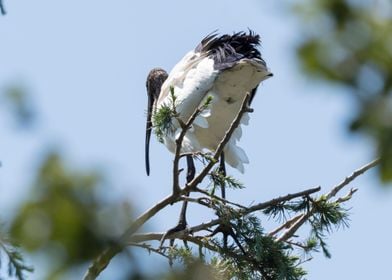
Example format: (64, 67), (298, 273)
(158, 51), (218, 105)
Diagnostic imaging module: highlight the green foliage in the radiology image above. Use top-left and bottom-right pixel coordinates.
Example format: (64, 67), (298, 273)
(311, 196), (350, 233)
(263, 203), (294, 223)
(307, 196), (350, 258)
(168, 246), (194, 266)
(208, 167), (245, 196)
(201, 95), (213, 111)
(153, 104), (176, 143)
(152, 87), (178, 143)
(1, 84), (36, 128)
(296, 0), (392, 181)
(0, 227), (33, 280)
(10, 152), (132, 278)
(152, 87), (214, 144)
(222, 215), (307, 280)
(164, 260), (225, 280)
(163, 188), (354, 280)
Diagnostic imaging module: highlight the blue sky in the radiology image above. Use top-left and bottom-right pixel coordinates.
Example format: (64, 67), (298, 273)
(1, 0), (391, 279)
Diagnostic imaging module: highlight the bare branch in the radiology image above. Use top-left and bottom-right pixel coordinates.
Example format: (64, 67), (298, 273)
(83, 193), (179, 280)
(326, 158), (379, 200)
(195, 187), (248, 209)
(173, 105), (205, 194)
(268, 215), (303, 237)
(179, 195), (215, 209)
(129, 232), (220, 253)
(335, 188), (358, 203)
(128, 242), (171, 260)
(276, 213), (311, 242)
(243, 186), (321, 214)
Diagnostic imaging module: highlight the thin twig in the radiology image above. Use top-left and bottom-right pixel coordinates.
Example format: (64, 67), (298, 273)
(276, 213), (310, 242)
(129, 232), (249, 263)
(128, 242), (171, 260)
(286, 240), (311, 250)
(172, 106), (204, 194)
(129, 232), (220, 253)
(326, 158), (379, 200)
(195, 187), (248, 209)
(179, 196), (213, 209)
(268, 215), (303, 237)
(244, 186), (321, 215)
(335, 188), (358, 203)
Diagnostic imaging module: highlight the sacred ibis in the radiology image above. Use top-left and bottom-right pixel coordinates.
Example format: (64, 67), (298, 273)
(145, 30), (272, 241)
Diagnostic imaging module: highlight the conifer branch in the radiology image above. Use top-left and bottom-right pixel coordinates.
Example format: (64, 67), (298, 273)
(243, 186), (321, 214)
(0, 230), (33, 280)
(277, 159), (380, 242)
(85, 83), (380, 280)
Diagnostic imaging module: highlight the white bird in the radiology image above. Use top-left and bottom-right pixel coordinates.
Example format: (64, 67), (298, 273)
(145, 31), (272, 176)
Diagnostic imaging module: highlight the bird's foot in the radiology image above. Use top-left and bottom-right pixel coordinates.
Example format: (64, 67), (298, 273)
(209, 223), (246, 255)
(159, 220), (188, 248)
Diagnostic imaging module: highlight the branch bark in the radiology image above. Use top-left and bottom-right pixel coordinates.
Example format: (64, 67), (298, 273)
(173, 105), (204, 194)
(83, 193), (178, 279)
(326, 158), (379, 200)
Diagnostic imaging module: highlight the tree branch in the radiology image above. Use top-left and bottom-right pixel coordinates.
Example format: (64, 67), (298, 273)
(195, 187), (248, 209)
(243, 186), (321, 214)
(84, 81), (380, 280)
(268, 215), (303, 237)
(128, 242), (171, 260)
(83, 193), (179, 280)
(173, 105), (205, 194)
(277, 159), (380, 242)
(326, 158), (379, 200)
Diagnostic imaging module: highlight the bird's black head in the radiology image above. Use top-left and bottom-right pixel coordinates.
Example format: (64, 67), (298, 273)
(146, 68), (168, 101)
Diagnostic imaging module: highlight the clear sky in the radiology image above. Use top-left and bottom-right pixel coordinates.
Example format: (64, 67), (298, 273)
(1, 0), (391, 279)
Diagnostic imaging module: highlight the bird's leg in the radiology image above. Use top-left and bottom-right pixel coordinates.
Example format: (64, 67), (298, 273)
(219, 153), (227, 199)
(208, 223), (246, 255)
(207, 154), (229, 247)
(161, 155), (195, 247)
(208, 153), (246, 254)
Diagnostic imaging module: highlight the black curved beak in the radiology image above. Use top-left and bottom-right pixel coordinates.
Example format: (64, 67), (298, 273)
(145, 68), (168, 176)
(145, 87), (155, 176)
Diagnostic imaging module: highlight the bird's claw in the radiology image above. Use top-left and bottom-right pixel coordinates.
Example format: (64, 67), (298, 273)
(159, 221), (188, 248)
(209, 223), (246, 255)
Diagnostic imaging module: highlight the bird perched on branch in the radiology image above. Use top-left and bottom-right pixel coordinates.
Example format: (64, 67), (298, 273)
(145, 30), (272, 244)
(146, 30), (272, 176)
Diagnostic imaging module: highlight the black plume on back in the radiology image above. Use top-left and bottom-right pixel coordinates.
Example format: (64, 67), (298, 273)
(195, 30), (265, 70)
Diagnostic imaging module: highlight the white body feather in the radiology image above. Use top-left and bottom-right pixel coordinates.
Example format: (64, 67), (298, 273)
(154, 50), (271, 173)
